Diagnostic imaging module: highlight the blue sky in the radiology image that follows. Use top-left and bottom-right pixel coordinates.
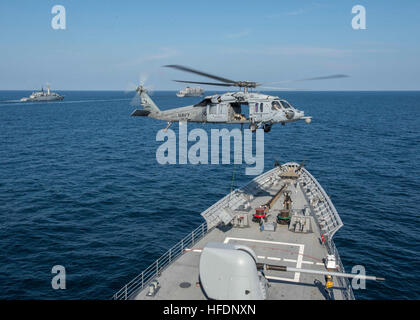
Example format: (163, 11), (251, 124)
(0, 0), (419, 90)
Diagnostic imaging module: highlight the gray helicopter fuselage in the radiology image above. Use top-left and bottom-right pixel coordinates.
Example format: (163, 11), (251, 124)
(132, 89), (311, 130)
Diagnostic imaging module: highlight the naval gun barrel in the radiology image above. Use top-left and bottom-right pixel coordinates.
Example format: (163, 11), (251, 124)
(257, 263), (385, 281)
(254, 184), (287, 219)
(266, 184), (287, 211)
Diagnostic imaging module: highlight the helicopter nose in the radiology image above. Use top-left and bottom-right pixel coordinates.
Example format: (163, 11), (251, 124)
(295, 110), (304, 118)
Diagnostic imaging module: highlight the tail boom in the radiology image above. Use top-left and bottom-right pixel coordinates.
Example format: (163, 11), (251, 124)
(138, 86), (160, 113)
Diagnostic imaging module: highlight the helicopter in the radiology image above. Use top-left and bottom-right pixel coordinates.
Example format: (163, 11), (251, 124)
(130, 65), (348, 132)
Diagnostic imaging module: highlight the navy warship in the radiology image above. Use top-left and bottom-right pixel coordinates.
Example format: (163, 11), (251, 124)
(176, 86), (205, 97)
(113, 162), (384, 300)
(20, 84), (64, 102)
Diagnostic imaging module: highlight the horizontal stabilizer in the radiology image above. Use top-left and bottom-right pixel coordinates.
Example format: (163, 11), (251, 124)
(131, 109), (150, 117)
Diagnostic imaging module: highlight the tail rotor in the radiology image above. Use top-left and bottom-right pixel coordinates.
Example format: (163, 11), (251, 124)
(126, 72), (154, 107)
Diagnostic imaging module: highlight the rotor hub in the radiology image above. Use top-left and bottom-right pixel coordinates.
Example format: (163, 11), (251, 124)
(235, 81), (258, 88)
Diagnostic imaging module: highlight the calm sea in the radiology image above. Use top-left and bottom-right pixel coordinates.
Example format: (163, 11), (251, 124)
(0, 90), (419, 299)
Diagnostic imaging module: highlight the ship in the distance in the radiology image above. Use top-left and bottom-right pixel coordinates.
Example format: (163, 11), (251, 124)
(176, 86), (204, 97)
(20, 84), (64, 102)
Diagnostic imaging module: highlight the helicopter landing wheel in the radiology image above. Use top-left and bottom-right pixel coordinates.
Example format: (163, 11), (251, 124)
(249, 123), (257, 132)
(263, 124), (272, 133)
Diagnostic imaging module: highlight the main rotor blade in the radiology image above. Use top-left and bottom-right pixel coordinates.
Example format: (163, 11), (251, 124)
(297, 74), (349, 81)
(266, 74), (349, 85)
(259, 86), (301, 91)
(174, 80), (233, 87)
(165, 65), (237, 84)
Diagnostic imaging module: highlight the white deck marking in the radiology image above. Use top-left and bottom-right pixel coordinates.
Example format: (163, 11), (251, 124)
(267, 257), (281, 261)
(184, 248), (202, 253)
(184, 247), (322, 267)
(295, 244), (305, 281)
(265, 275), (299, 282)
(224, 237), (305, 283)
(224, 237), (303, 248)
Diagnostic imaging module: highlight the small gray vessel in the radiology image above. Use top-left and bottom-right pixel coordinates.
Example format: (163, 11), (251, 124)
(176, 86), (204, 97)
(20, 84), (64, 102)
(114, 162), (384, 300)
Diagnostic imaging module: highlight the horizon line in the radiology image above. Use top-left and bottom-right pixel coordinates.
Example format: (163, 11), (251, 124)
(2, 89), (420, 92)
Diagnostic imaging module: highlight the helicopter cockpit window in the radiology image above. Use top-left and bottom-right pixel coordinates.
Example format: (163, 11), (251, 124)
(280, 100), (292, 109)
(272, 101), (281, 110)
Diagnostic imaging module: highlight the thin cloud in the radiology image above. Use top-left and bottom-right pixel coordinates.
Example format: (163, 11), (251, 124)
(219, 46), (348, 58)
(285, 8), (307, 16)
(142, 48), (179, 62)
(267, 3), (326, 18)
(266, 9), (308, 18)
(218, 45), (392, 58)
(117, 48), (179, 67)
(225, 30), (251, 39)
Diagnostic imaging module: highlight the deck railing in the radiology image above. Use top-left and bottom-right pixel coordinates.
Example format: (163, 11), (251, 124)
(112, 222), (209, 300)
(298, 167), (344, 241)
(329, 240), (355, 300)
(298, 166), (354, 299)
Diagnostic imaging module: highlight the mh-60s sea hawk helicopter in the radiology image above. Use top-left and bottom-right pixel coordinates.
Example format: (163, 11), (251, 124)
(130, 65), (348, 132)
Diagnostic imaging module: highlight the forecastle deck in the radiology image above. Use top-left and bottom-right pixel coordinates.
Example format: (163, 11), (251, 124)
(113, 163), (354, 300)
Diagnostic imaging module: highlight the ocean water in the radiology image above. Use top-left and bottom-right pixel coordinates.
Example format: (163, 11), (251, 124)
(0, 90), (419, 300)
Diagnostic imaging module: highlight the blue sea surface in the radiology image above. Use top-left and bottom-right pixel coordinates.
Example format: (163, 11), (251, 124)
(0, 90), (419, 299)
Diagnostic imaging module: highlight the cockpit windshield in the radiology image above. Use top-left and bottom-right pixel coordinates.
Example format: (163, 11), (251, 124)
(271, 100), (281, 110)
(280, 100), (292, 109)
